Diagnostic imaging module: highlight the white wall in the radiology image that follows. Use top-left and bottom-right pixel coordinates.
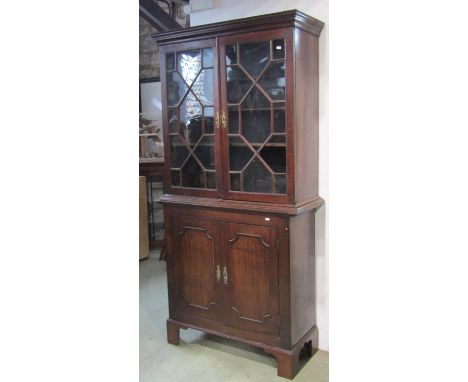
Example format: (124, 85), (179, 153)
(190, 0), (329, 351)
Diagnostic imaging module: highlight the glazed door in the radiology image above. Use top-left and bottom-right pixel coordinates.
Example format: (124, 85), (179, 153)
(171, 217), (223, 321)
(224, 223), (280, 336)
(161, 39), (222, 197)
(218, 29), (294, 203)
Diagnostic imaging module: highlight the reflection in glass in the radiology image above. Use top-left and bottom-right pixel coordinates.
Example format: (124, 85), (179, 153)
(181, 156), (204, 188)
(179, 96), (202, 146)
(244, 159), (272, 193)
(226, 44), (237, 65)
(170, 135), (189, 168)
(192, 68), (214, 105)
(204, 107), (214, 134)
(274, 109), (285, 133)
(206, 172), (216, 189)
(226, 66), (252, 104)
(167, 72), (188, 106)
(171, 170), (181, 186)
(228, 106), (239, 134)
(230, 173), (241, 191)
(177, 50), (201, 85)
(239, 41), (270, 79)
(272, 39), (285, 60)
(258, 61), (285, 100)
(166, 52), (175, 71)
(241, 87), (270, 109)
(194, 135), (215, 170)
(203, 48), (213, 68)
(229, 136), (254, 171)
(275, 175), (286, 194)
(168, 108), (178, 133)
(241, 110), (270, 144)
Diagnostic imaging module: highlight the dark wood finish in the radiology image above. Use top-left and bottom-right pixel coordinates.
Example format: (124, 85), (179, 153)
(152, 10), (324, 44)
(226, 223), (279, 336)
(154, 10), (324, 379)
(139, 0), (182, 31)
(294, 28), (320, 201)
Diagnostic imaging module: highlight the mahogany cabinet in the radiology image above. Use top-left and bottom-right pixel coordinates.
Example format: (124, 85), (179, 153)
(153, 10), (325, 379)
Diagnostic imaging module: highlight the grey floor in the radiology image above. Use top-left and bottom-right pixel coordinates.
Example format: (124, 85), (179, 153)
(140, 250), (329, 382)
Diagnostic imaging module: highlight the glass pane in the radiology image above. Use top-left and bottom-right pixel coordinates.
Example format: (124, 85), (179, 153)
(204, 107), (214, 134)
(179, 94), (203, 146)
(230, 173), (241, 191)
(177, 50), (202, 85)
(269, 135), (286, 143)
(194, 135), (215, 170)
(241, 87), (270, 110)
(171, 170), (181, 186)
(192, 69), (214, 106)
(168, 108), (178, 133)
(181, 156), (204, 188)
(228, 106), (239, 134)
(239, 41), (270, 79)
(206, 172), (216, 189)
(258, 61), (285, 100)
(167, 72), (188, 106)
(243, 159), (272, 193)
(203, 48), (213, 68)
(274, 108), (285, 133)
(226, 44), (237, 65)
(170, 135), (189, 168)
(226, 66), (252, 104)
(259, 146), (286, 173)
(241, 110), (270, 144)
(272, 39), (285, 60)
(275, 175), (286, 194)
(166, 52), (175, 71)
(229, 136), (254, 171)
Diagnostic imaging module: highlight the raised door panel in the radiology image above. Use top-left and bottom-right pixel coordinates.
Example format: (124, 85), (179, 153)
(225, 223), (279, 336)
(172, 217), (222, 321)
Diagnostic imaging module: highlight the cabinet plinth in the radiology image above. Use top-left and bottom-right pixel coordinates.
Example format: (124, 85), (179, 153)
(154, 9), (324, 379)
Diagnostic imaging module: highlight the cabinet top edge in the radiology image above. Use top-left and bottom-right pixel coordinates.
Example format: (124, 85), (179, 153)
(151, 9), (325, 45)
(158, 194), (324, 216)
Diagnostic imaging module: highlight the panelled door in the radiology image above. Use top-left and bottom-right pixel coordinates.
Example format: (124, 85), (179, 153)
(218, 29), (294, 203)
(171, 217), (223, 322)
(224, 223), (280, 336)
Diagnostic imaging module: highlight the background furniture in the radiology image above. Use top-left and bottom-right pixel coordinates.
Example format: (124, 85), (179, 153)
(139, 176), (150, 260)
(139, 161), (165, 251)
(153, 10), (324, 379)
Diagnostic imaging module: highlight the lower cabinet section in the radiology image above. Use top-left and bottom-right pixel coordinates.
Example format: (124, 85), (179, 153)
(170, 215), (279, 337)
(164, 204), (318, 379)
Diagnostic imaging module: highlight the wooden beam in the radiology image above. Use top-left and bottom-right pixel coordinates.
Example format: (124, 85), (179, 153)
(139, 0), (182, 31)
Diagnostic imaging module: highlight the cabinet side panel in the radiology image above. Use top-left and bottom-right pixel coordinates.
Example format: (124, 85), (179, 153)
(294, 29), (319, 202)
(289, 210), (316, 345)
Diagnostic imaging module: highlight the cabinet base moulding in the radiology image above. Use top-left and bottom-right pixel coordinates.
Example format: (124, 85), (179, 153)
(166, 318), (318, 380)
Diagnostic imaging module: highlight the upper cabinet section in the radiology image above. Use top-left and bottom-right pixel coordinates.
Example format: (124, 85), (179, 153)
(155, 10), (324, 205)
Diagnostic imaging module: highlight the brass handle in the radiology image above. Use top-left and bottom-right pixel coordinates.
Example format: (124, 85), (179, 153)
(223, 266), (228, 285)
(221, 111), (227, 129)
(216, 265), (221, 282)
(215, 111), (220, 129)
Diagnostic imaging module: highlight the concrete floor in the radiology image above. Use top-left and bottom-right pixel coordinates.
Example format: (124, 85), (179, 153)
(140, 251), (329, 382)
